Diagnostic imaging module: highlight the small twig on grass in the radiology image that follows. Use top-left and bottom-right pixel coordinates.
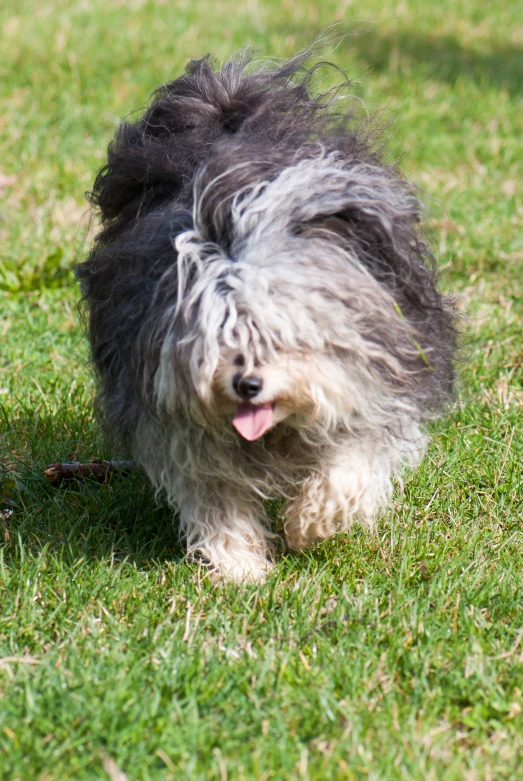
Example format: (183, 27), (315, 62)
(101, 754), (129, 781)
(43, 460), (135, 485)
(494, 627), (523, 660)
(0, 656), (42, 668)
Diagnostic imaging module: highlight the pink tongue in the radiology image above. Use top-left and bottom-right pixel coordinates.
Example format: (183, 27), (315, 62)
(232, 402), (274, 441)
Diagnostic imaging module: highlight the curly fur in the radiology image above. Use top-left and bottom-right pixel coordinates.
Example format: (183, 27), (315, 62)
(77, 45), (457, 581)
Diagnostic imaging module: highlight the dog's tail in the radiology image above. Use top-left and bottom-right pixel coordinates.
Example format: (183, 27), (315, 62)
(88, 40), (363, 241)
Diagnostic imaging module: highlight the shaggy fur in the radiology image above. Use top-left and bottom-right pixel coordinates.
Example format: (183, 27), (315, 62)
(77, 46), (456, 581)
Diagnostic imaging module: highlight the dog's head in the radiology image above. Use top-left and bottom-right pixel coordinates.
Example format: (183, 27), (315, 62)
(149, 148), (448, 441)
(77, 51), (456, 449)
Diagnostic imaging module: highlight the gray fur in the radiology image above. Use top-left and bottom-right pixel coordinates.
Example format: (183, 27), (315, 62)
(77, 46), (456, 580)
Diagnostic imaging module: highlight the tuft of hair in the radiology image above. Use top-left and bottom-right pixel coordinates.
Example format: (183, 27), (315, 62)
(87, 45), (377, 242)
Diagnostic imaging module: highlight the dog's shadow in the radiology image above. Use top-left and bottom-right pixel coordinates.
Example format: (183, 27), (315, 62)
(2, 412), (185, 568)
(6, 471), (185, 568)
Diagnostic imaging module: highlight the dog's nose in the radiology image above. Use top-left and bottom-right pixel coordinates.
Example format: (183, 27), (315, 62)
(233, 374), (263, 399)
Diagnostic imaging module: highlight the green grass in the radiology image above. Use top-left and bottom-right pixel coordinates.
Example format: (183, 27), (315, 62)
(1, 0), (523, 778)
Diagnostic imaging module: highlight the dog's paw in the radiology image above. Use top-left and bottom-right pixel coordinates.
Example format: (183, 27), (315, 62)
(210, 555), (274, 584)
(284, 521), (325, 551)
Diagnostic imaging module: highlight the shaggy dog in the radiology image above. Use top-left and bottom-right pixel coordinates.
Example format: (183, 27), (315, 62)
(77, 46), (456, 581)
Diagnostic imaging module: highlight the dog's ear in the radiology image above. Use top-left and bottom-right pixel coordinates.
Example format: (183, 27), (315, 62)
(257, 153), (421, 236)
(233, 152), (423, 259)
(287, 154), (426, 283)
(230, 151), (441, 317)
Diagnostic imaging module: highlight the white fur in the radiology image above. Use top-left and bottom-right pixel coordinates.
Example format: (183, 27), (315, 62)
(128, 151), (438, 581)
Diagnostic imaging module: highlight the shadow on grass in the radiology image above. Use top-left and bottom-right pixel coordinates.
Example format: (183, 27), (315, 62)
(282, 23), (523, 96)
(350, 30), (523, 96)
(1, 410), (185, 568)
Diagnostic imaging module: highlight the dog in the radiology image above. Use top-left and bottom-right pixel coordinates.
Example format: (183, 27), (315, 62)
(76, 45), (456, 581)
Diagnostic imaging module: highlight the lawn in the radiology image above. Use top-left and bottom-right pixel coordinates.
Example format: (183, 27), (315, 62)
(1, 1), (523, 779)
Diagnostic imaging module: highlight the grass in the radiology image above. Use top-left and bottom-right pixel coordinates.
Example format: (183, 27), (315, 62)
(1, 0), (523, 778)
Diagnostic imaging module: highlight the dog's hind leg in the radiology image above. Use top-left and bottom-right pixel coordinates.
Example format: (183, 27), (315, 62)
(179, 486), (277, 582)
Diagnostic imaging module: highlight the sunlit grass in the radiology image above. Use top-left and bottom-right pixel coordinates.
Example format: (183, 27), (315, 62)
(1, 1), (522, 778)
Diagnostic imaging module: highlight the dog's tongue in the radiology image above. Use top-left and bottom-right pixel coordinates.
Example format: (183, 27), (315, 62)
(233, 402), (274, 441)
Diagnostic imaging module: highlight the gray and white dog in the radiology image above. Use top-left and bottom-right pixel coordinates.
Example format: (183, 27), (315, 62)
(77, 46), (456, 581)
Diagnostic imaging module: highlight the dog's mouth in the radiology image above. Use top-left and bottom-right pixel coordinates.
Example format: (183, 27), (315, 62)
(232, 402), (274, 441)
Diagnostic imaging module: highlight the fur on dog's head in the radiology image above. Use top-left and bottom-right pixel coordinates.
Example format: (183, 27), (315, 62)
(151, 149), (448, 441)
(77, 47), (456, 447)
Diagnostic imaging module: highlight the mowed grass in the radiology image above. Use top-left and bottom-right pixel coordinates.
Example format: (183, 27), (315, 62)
(1, 0), (523, 778)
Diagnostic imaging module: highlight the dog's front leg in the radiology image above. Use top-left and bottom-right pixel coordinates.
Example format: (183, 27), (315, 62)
(179, 486), (276, 582)
(284, 441), (395, 551)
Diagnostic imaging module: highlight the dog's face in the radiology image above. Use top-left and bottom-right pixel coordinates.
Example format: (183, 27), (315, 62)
(151, 151), (438, 441)
(154, 257), (385, 442)
(212, 343), (351, 440)
(213, 346), (299, 439)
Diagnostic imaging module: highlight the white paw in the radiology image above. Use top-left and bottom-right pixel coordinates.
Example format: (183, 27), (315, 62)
(211, 555), (274, 583)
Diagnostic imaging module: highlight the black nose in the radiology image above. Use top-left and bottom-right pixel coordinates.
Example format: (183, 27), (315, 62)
(233, 374), (263, 399)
